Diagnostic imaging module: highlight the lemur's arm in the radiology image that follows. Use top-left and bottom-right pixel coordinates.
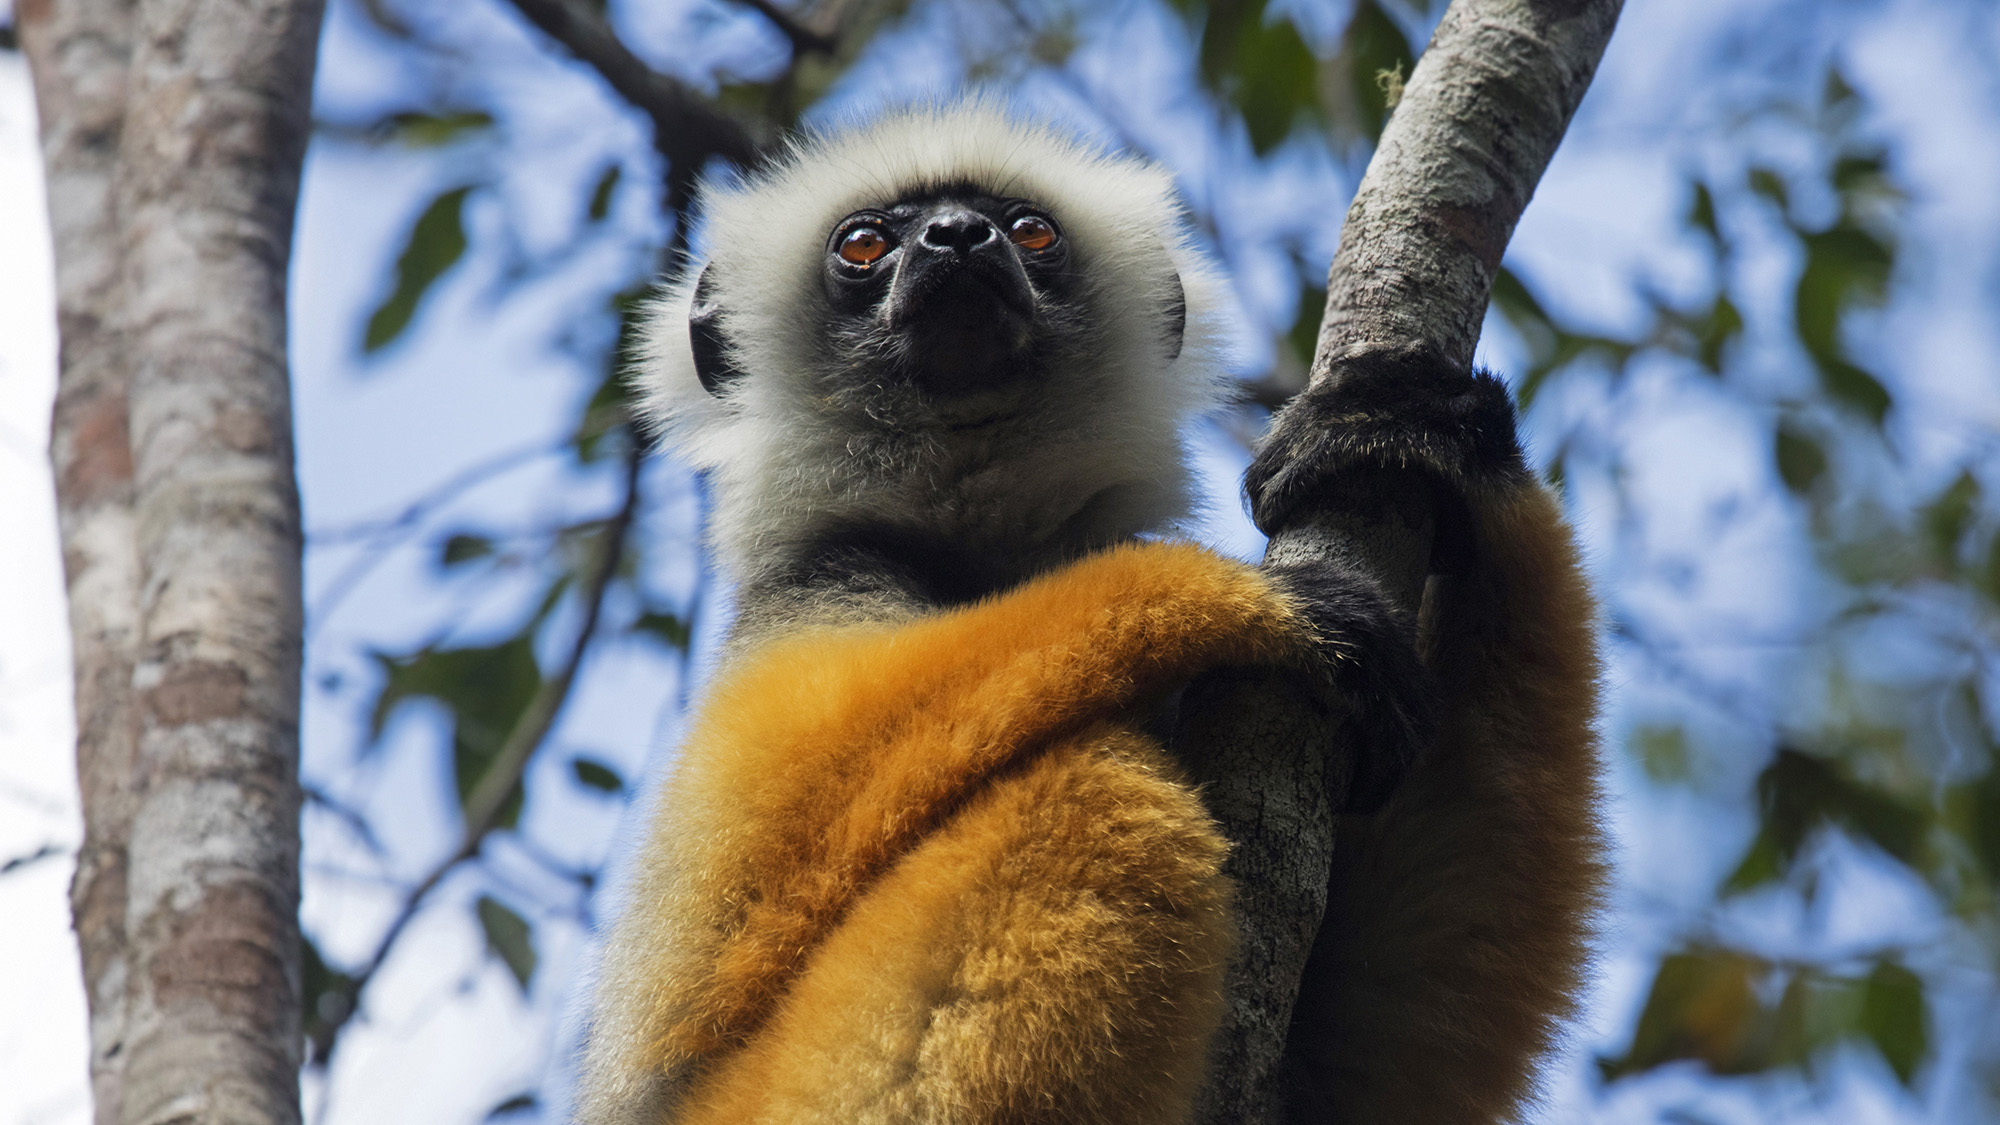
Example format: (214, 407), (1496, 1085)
(1248, 353), (1606, 1124)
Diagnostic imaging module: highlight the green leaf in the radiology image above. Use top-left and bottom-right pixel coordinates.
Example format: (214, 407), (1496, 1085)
(1796, 225), (1893, 352)
(364, 186), (474, 353)
(368, 634), (541, 828)
(574, 282), (652, 460)
(1966, 766), (2000, 884)
(1983, 533), (2000, 605)
(440, 533), (495, 567)
(1686, 181), (1720, 246)
(632, 610), (691, 652)
(1819, 359), (1892, 426)
(1600, 950), (1762, 1081)
(1723, 823), (1786, 894)
(571, 756), (624, 794)
(1920, 470), (1979, 569)
(1632, 725), (1692, 783)
(485, 1093), (538, 1120)
(1694, 292), (1742, 373)
(1859, 961), (1926, 1086)
(1491, 265), (1552, 325)
(1196, 0), (1321, 154)
(1774, 423), (1828, 495)
(373, 110), (495, 148)
(1340, 0), (1416, 138)
(1731, 748), (1928, 892)
(1286, 283), (1328, 367)
(301, 937), (358, 1066)
(1237, 17), (1319, 153)
(1749, 167), (1791, 215)
(1831, 153), (1888, 195)
(1793, 222), (1895, 424)
(587, 164), (621, 222)
(476, 895), (537, 991)
(1767, 968), (1864, 1070)
(1490, 265), (1634, 406)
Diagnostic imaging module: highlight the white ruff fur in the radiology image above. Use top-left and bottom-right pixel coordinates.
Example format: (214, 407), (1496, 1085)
(634, 103), (1232, 582)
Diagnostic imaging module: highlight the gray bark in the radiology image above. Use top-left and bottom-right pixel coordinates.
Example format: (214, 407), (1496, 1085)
(21, 1), (326, 1122)
(1184, 0), (1622, 1120)
(20, 4), (144, 1122)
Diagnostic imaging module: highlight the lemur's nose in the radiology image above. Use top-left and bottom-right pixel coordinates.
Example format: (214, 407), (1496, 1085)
(921, 210), (996, 256)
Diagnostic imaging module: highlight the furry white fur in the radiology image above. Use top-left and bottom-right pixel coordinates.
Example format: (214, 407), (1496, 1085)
(633, 103), (1231, 583)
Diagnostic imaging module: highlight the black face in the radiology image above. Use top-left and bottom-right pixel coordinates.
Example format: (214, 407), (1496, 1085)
(688, 185), (1186, 401)
(819, 188), (1076, 392)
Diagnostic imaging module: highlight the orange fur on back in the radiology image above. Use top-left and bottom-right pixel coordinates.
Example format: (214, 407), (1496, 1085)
(585, 542), (1319, 1124)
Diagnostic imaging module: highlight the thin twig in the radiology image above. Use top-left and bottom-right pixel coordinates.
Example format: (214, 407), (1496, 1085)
(308, 442), (560, 545)
(303, 784), (390, 859)
(306, 442), (565, 636)
(500, 0), (762, 169)
(321, 439), (644, 1045)
(0, 843), (69, 876)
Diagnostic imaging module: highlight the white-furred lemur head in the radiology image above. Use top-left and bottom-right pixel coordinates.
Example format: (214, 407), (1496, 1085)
(637, 103), (1229, 604)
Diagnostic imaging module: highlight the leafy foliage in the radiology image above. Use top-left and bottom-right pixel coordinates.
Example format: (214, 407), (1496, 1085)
(301, 936), (359, 1067)
(476, 895), (537, 991)
(364, 185), (475, 353)
(1602, 951), (1928, 1088)
(296, 0), (2000, 1118)
(570, 756), (624, 794)
(369, 635), (542, 829)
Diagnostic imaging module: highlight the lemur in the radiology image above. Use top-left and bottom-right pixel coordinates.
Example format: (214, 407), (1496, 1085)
(576, 103), (1604, 1125)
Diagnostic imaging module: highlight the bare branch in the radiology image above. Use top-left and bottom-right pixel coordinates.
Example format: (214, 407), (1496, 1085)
(319, 441), (644, 1052)
(500, 0), (761, 170)
(1188, 2), (1624, 1121)
(1, 843), (71, 876)
(305, 440), (564, 635)
(732, 0), (838, 56)
(1315, 0), (1624, 371)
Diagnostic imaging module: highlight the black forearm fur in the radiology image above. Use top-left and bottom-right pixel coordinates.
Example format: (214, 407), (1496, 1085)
(1246, 349), (1532, 575)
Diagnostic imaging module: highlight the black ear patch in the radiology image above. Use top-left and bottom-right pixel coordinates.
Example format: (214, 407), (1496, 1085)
(1164, 271), (1187, 362)
(689, 264), (748, 396)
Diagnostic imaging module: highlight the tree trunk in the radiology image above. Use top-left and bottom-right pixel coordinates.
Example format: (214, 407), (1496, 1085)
(1184, 0), (1623, 1120)
(19, 1), (326, 1122)
(19, 4), (142, 1122)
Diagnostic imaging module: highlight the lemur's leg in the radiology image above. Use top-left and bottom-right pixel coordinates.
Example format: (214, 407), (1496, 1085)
(1248, 353), (1606, 1125)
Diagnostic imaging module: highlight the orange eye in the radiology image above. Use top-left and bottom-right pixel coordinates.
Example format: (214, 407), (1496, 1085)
(837, 226), (892, 266)
(1009, 214), (1058, 252)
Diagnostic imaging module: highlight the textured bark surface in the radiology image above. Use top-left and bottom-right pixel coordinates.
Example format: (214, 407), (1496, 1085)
(1185, 0), (1623, 1120)
(22, 1), (326, 1123)
(19, 5), (144, 1123)
(1315, 0), (1625, 374)
(1176, 673), (1341, 1124)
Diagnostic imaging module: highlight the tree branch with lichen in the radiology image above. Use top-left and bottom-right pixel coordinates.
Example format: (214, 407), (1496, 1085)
(1185, 1), (1623, 1121)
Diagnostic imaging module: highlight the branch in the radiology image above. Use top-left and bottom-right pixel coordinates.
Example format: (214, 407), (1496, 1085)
(320, 440), (643, 1051)
(1315, 0), (1624, 371)
(501, 0), (761, 170)
(732, 0), (837, 56)
(305, 440), (563, 636)
(1, 843), (70, 876)
(1186, 1), (1623, 1121)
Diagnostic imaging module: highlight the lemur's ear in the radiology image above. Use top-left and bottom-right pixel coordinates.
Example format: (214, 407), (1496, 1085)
(1164, 270), (1187, 362)
(689, 264), (747, 396)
